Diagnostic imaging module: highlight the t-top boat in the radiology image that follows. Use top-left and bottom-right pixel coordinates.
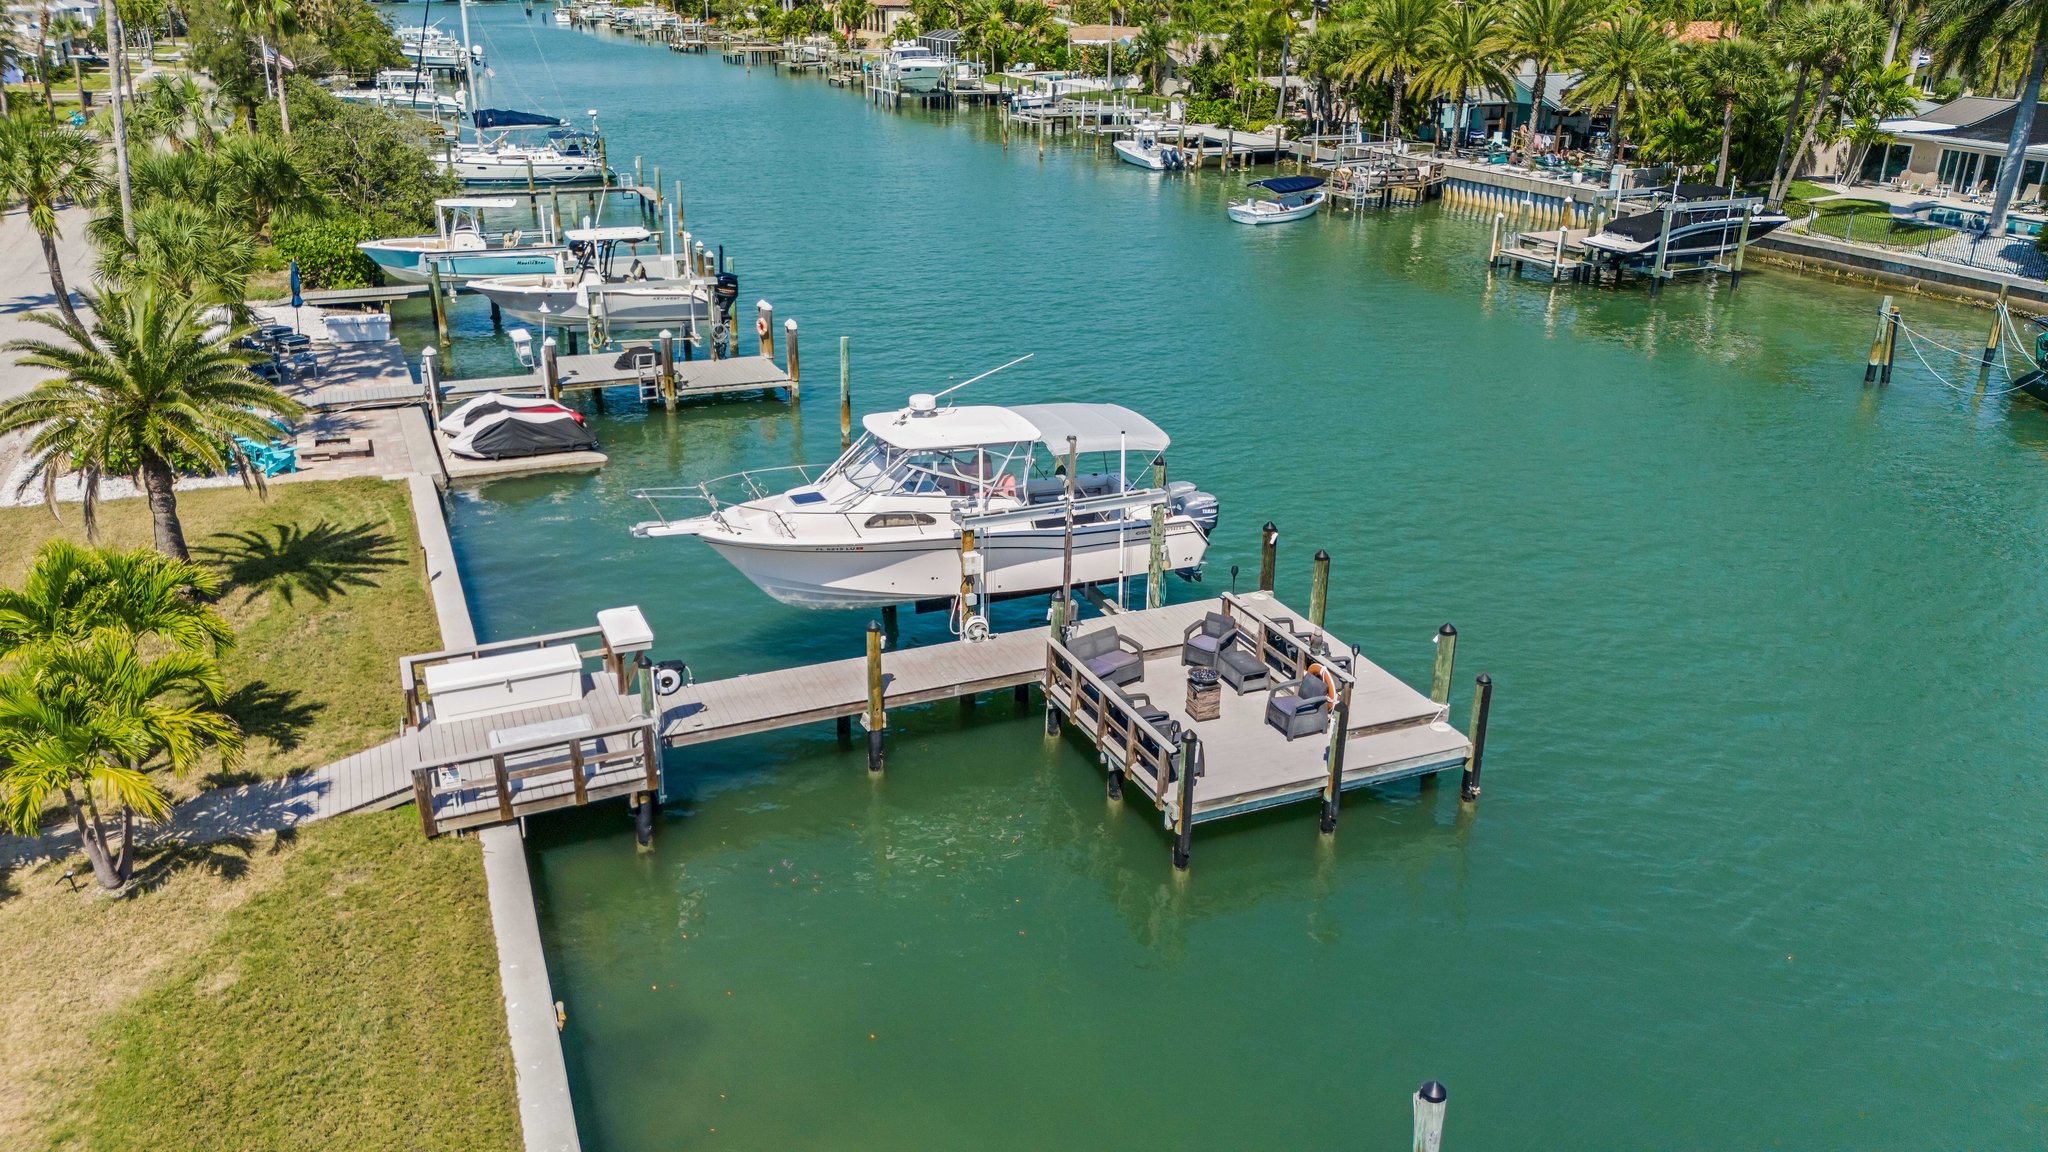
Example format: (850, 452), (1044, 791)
(883, 43), (949, 93)
(448, 109), (613, 186)
(1226, 176), (1327, 224)
(356, 197), (569, 284)
(1580, 184), (1789, 267)
(628, 391), (1220, 610)
(465, 225), (718, 329)
(1113, 120), (1186, 171)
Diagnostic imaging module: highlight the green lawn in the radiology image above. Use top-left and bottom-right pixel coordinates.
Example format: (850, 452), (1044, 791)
(0, 478), (442, 789)
(7, 809), (522, 1152)
(1799, 198), (1955, 248)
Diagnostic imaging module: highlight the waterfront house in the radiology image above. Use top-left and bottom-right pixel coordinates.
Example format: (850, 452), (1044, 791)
(1439, 67), (1595, 150)
(1872, 96), (2048, 202)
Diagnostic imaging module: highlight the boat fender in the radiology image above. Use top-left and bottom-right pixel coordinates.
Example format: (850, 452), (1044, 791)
(1306, 662), (1337, 700)
(755, 315), (770, 340)
(963, 615), (992, 642)
(653, 659), (692, 696)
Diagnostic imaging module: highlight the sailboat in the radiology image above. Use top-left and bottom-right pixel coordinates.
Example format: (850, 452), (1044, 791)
(448, 108), (612, 184)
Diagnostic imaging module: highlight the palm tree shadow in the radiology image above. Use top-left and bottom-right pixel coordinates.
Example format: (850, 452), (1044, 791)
(201, 680), (325, 787)
(194, 519), (403, 606)
(128, 835), (257, 893)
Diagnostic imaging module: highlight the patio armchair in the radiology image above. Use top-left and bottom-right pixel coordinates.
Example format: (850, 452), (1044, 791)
(1067, 626), (1143, 688)
(1115, 686), (1179, 743)
(1180, 611), (1240, 669)
(1264, 672), (1331, 741)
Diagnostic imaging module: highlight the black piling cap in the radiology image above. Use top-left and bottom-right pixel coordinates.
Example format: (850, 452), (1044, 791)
(1439, 623), (1457, 638)
(1419, 1080), (1448, 1104)
(1262, 521), (1278, 534)
(867, 620), (881, 634)
(1314, 549), (1330, 562)
(1476, 672), (1492, 687)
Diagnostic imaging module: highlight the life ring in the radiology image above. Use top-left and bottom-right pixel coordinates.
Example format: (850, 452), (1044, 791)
(1306, 662), (1337, 699)
(755, 316), (770, 339)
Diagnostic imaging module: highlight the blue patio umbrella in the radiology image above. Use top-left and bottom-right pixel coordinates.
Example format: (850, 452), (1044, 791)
(289, 259), (303, 308)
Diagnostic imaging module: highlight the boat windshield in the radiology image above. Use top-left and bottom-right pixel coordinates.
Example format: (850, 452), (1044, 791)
(828, 434), (1032, 502)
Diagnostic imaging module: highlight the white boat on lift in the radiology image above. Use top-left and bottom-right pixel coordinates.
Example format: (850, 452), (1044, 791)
(628, 386), (1220, 610)
(465, 225), (717, 328)
(328, 69), (466, 116)
(883, 42), (948, 93)
(1226, 175), (1327, 224)
(355, 197), (569, 284)
(1112, 120), (1186, 170)
(447, 110), (613, 185)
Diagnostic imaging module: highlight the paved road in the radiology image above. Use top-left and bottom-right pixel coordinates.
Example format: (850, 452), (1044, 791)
(0, 205), (95, 402)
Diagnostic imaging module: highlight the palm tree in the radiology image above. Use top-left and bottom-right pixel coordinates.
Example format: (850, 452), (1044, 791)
(0, 633), (239, 890)
(1921, 0), (2048, 232)
(225, 0), (294, 135)
(1684, 37), (1777, 186)
(46, 12), (87, 112)
(33, 3), (56, 122)
(0, 111), (102, 328)
(836, 0), (873, 40)
(102, 0), (136, 245)
(1504, 0), (1604, 154)
(0, 286), (304, 558)
(1772, 0), (1880, 206)
(1339, 0), (1437, 139)
(96, 199), (256, 306)
(0, 539), (231, 656)
(1414, 1), (1513, 153)
(1572, 8), (1674, 159)
(1838, 58), (1920, 183)
(1134, 20), (1175, 92)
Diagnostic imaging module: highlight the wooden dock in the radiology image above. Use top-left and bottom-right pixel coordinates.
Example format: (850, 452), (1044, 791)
(436, 350), (794, 405)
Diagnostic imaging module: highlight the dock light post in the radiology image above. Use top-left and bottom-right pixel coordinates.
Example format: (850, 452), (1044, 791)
(1412, 1081), (1448, 1152)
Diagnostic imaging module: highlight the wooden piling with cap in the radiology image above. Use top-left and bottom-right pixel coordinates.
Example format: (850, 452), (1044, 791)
(756, 300), (774, 359)
(783, 318), (799, 401)
(1880, 304), (1900, 386)
(1978, 284), (2008, 392)
(1257, 522), (1278, 592)
(427, 261), (449, 344)
(865, 620), (885, 773)
(1460, 673), (1492, 802)
(1429, 623), (1457, 704)
(1146, 456), (1166, 610)
(839, 336), (852, 447)
(1308, 550), (1330, 629)
(1318, 678), (1353, 833)
(1172, 730), (1198, 870)
(1865, 294), (1893, 385)
(657, 329), (676, 410)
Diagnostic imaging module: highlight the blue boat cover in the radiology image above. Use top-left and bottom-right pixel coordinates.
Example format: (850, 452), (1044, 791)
(1249, 175), (1326, 193)
(473, 108), (566, 129)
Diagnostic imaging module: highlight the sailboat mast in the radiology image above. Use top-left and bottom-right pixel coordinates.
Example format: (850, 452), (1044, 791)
(459, 0), (476, 114)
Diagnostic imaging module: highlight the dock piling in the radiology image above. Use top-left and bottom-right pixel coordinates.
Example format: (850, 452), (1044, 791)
(634, 791), (655, 848)
(1880, 304), (1900, 386)
(427, 261), (449, 345)
(1865, 295), (1893, 384)
(784, 318), (799, 401)
(756, 299), (774, 359)
(865, 620), (885, 773)
(1731, 206), (1753, 288)
(1257, 522), (1278, 592)
(1428, 623), (1457, 704)
(1318, 679), (1353, 834)
(1413, 1081), (1449, 1152)
(1146, 455), (1166, 609)
(1172, 730), (1198, 870)
(1460, 673), (1492, 802)
(1978, 285), (2008, 392)
(657, 329), (676, 409)
(839, 336), (852, 447)
(1308, 550), (1330, 629)
(542, 337), (559, 400)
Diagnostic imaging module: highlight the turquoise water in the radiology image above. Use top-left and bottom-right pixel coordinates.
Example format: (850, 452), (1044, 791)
(414, 9), (2048, 1148)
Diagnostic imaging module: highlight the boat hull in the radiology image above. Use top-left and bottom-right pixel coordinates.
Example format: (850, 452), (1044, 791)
(687, 518), (1211, 609)
(1583, 214), (1791, 266)
(469, 281), (711, 327)
(357, 242), (568, 284)
(448, 153), (610, 185)
(1227, 192), (1325, 224)
(888, 67), (946, 93)
(1113, 139), (1182, 170)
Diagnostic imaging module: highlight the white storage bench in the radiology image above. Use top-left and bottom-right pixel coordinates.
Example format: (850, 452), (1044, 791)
(423, 644), (584, 723)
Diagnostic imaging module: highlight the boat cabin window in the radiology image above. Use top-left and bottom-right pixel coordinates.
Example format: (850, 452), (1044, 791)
(828, 436), (1031, 502)
(863, 512), (937, 528)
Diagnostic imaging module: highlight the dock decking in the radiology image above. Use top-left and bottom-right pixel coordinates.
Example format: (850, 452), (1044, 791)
(437, 351), (793, 405)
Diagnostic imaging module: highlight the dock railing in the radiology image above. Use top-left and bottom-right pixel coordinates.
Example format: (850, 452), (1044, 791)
(1044, 632), (1180, 805)
(409, 716), (660, 838)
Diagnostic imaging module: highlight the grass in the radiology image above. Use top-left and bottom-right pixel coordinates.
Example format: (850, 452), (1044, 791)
(1798, 198), (1956, 249)
(0, 478), (441, 789)
(2, 809), (522, 1152)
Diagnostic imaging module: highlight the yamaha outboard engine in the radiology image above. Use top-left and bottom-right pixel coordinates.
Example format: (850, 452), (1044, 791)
(713, 271), (740, 311)
(1167, 480), (1219, 535)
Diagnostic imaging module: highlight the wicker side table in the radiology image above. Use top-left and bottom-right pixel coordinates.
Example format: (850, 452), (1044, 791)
(1185, 667), (1221, 722)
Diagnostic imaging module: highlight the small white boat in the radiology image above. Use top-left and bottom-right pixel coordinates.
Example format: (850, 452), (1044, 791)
(883, 43), (948, 93)
(328, 69), (465, 116)
(1112, 121), (1186, 171)
(448, 109), (613, 185)
(552, 5), (572, 21)
(356, 197), (569, 284)
(629, 390), (1219, 610)
(466, 226), (716, 329)
(1226, 176), (1327, 225)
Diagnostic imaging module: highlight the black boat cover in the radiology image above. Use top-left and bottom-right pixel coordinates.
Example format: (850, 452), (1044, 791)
(449, 411), (598, 459)
(473, 107), (566, 129)
(1249, 175), (1326, 194)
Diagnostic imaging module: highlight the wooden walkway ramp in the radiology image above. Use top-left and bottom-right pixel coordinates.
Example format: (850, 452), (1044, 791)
(659, 600), (1212, 747)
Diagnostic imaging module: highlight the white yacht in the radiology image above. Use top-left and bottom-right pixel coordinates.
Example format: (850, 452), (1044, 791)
(883, 43), (948, 93)
(629, 395), (1219, 610)
(448, 110), (613, 185)
(466, 226), (717, 328)
(400, 26), (483, 69)
(1113, 120), (1186, 171)
(329, 69), (466, 116)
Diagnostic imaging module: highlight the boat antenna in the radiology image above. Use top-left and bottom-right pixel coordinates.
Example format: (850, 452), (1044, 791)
(932, 353), (1034, 401)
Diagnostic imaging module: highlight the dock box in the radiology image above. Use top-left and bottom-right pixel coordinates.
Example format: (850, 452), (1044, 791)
(423, 644), (584, 723)
(325, 312), (393, 343)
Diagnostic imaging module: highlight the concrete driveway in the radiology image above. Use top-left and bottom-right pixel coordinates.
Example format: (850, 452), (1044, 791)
(0, 205), (95, 402)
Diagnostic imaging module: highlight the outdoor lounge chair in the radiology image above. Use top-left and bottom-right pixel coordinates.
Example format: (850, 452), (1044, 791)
(1115, 686), (1179, 743)
(1180, 611), (1240, 669)
(1264, 673), (1331, 741)
(1068, 626), (1143, 687)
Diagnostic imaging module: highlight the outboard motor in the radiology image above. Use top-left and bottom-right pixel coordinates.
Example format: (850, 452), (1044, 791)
(713, 271), (740, 310)
(1167, 480), (1219, 535)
